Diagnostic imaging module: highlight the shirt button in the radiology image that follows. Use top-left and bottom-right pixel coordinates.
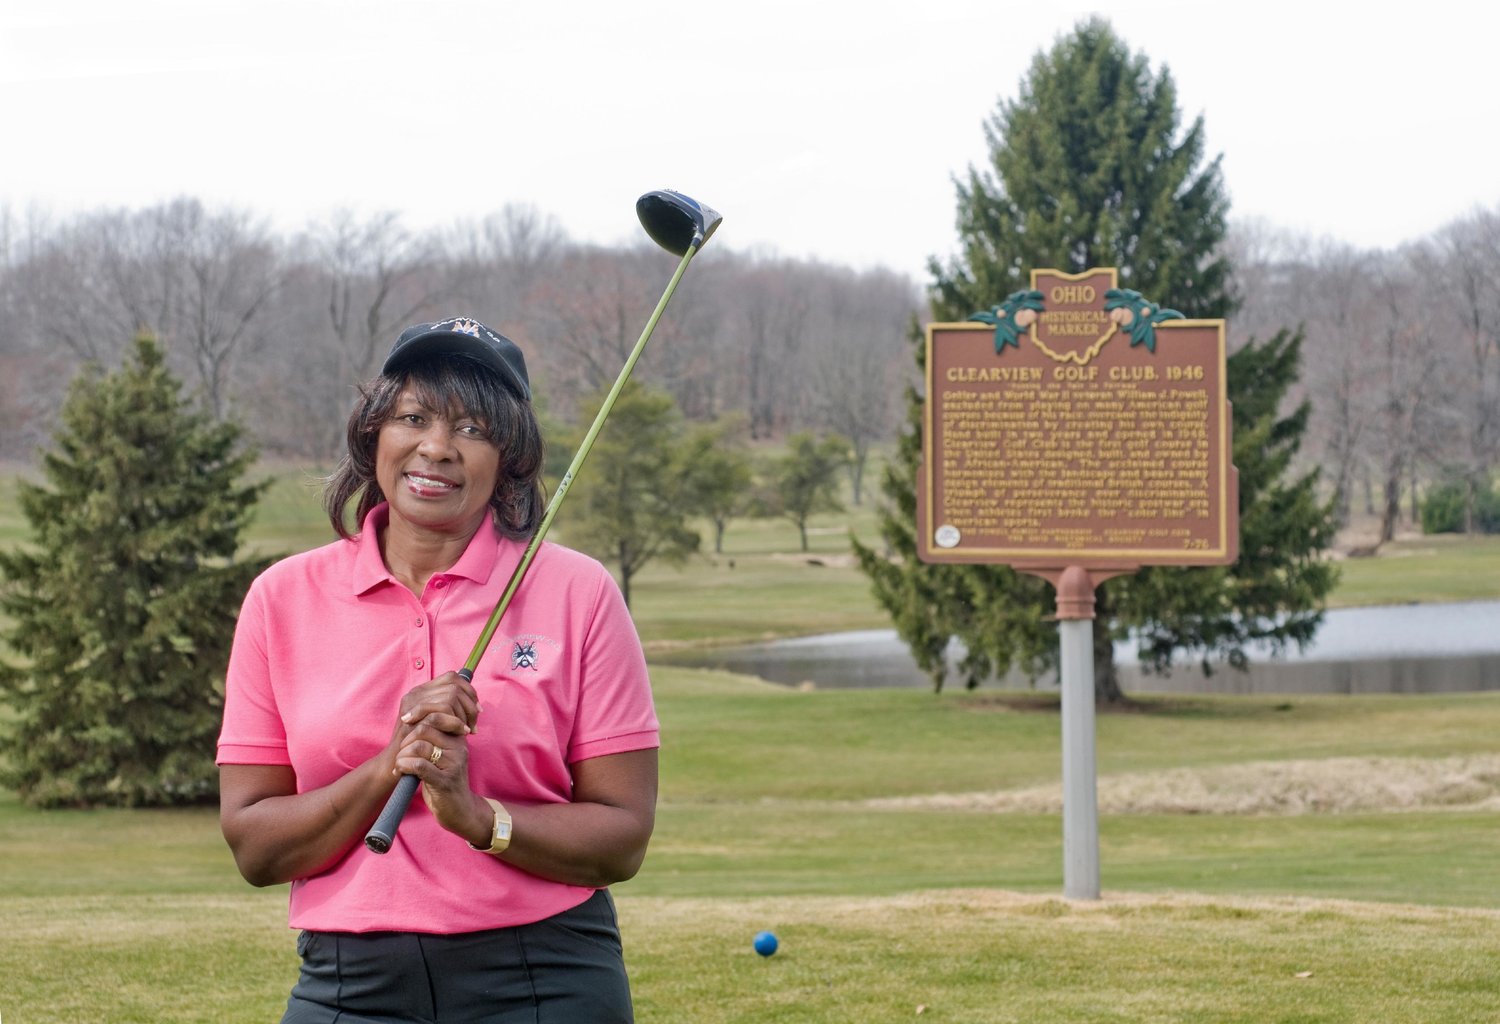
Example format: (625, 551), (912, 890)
(434, 579), (447, 590)
(414, 658), (425, 670)
(415, 617), (424, 627)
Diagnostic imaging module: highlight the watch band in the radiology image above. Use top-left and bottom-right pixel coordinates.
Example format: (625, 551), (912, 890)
(467, 797), (513, 855)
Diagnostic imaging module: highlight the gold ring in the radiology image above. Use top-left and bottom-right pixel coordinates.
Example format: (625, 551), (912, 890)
(429, 746), (443, 765)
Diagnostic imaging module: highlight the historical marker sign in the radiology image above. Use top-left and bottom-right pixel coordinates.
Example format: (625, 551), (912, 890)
(915, 267), (1239, 903)
(917, 267), (1238, 570)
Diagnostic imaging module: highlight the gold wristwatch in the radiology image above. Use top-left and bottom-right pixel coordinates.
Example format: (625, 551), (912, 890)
(468, 798), (512, 855)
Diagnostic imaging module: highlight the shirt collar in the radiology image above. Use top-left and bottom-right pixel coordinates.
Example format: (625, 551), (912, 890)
(351, 503), (504, 595)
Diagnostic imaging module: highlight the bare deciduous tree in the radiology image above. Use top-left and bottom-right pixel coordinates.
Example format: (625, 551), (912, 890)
(802, 266), (921, 503)
(1368, 253), (1442, 542)
(166, 201), (282, 420)
(522, 245), (677, 418)
(735, 255), (815, 440)
(304, 209), (446, 383)
(1412, 210), (1500, 533)
(5, 200), (281, 420)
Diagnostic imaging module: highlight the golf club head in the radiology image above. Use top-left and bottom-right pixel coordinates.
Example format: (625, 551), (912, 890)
(637, 189), (722, 256)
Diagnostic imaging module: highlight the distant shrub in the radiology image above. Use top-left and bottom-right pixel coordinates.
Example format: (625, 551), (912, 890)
(1422, 478), (1500, 535)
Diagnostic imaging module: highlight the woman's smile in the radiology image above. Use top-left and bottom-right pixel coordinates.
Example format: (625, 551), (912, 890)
(402, 469), (461, 498)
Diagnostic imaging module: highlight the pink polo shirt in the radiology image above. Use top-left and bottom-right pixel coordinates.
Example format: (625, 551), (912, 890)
(217, 504), (658, 934)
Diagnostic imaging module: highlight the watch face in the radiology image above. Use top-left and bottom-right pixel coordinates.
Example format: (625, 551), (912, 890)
(497, 821), (512, 841)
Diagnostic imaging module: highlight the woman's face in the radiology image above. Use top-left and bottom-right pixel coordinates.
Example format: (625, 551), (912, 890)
(375, 386), (501, 538)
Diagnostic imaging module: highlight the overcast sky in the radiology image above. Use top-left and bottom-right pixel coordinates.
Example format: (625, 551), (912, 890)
(3, 0), (1496, 282)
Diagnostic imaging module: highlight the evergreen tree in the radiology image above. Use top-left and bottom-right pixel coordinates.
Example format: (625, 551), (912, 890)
(932, 17), (1230, 317)
(0, 336), (272, 806)
(854, 19), (1337, 699)
(1112, 329), (1339, 676)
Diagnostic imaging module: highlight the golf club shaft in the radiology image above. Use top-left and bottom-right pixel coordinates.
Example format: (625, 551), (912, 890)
(364, 239), (702, 854)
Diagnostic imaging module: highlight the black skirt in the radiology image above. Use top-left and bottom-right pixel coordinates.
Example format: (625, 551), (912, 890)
(281, 889), (633, 1023)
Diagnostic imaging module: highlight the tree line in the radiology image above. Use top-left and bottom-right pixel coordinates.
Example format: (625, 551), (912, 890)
(0, 198), (919, 503)
(4, 194), (1496, 545)
(1228, 210), (1500, 541)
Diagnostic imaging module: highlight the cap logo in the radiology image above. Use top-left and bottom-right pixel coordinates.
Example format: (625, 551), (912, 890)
(449, 318), (483, 338)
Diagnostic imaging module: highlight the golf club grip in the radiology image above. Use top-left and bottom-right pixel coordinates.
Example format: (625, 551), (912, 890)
(364, 667), (477, 853)
(365, 774), (418, 853)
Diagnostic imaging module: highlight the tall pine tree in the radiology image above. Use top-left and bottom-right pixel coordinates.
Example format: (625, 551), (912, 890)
(854, 19), (1337, 700)
(0, 336), (273, 806)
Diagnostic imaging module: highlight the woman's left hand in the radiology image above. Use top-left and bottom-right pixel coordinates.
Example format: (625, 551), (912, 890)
(394, 691), (492, 845)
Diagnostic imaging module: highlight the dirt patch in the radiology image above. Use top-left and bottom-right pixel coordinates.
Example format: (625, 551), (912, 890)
(951, 693), (1061, 713)
(951, 693), (1211, 715)
(866, 755), (1500, 816)
(766, 551), (858, 568)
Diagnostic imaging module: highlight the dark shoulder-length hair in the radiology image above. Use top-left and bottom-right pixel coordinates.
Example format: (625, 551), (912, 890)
(323, 356), (546, 541)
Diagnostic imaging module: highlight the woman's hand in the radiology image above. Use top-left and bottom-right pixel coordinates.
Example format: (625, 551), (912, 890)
(396, 670), (481, 737)
(392, 671), (492, 845)
(220, 671), (489, 887)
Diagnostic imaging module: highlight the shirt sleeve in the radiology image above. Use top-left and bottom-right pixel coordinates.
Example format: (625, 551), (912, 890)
(567, 565), (659, 763)
(217, 576), (293, 766)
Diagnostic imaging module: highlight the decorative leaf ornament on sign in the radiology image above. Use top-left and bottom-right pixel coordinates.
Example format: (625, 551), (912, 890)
(1103, 289), (1184, 354)
(967, 268), (1182, 363)
(968, 289), (1045, 353)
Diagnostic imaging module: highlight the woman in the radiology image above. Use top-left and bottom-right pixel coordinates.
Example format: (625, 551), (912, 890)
(218, 316), (658, 1023)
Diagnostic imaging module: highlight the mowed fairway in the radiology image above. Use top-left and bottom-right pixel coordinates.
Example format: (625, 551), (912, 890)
(6, 676), (1500, 1021)
(4, 463), (1500, 1021)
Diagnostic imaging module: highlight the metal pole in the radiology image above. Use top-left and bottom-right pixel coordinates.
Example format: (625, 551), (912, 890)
(1055, 566), (1101, 900)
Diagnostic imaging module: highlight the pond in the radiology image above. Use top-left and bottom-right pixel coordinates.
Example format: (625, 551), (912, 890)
(653, 600), (1500, 695)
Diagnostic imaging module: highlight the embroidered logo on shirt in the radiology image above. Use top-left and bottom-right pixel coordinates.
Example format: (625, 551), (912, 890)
(507, 633), (560, 675)
(512, 641), (539, 671)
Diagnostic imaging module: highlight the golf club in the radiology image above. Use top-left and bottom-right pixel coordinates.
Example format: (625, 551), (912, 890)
(365, 189), (722, 853)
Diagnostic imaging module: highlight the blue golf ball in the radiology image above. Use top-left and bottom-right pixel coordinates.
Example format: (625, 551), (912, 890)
(753, 930), (778, 957)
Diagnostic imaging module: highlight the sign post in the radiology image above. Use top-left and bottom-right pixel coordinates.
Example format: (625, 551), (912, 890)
(917, 268), (1239, 899)
(1057, 567), (1100, 898)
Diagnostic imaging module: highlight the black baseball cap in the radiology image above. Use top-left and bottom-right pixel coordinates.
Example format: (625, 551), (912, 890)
(382, 316), (531, 400)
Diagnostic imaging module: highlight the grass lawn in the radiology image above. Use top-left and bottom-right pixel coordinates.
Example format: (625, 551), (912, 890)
(1331, 533), (1500, 607)
(5, 677), (1500, 1021)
